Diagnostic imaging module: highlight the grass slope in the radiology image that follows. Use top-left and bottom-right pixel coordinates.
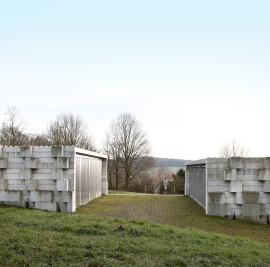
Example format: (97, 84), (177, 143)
(77, 195), (270, 243)
(0, 204), (270, 266)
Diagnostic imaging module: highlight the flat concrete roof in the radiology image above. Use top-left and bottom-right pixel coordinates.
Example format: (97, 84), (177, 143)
(75, 147), (107, 159)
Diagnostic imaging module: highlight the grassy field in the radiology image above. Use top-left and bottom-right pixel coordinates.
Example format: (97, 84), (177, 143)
(108, 190), (149, 195)
(0, 204), (270, 266)
(77, 195), (270, 243)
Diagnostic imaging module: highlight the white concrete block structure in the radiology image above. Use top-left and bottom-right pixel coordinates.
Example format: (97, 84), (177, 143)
(0, 146), (108, 212)
(185, 158), (270, 224)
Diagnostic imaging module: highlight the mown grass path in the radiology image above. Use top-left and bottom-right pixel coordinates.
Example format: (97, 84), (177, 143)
(77, 195), (270, 243)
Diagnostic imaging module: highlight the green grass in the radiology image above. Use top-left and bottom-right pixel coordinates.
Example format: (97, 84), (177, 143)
(108, 190), (150, 195)
(0, 204), (270, 266)
(77, 195), (270, 243)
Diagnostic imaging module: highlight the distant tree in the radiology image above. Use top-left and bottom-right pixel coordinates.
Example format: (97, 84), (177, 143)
(129, 172), (156, 194)
(27, 134), (50, 146)
(218, 140), (249, 157)
(0, 106), (28, 146)
(167, 168), (185, 194)
(103, 134), (122, 190)
(158, 180), (166, 194)
(107, 113), (154, 191)
(46, 113), (96, 150)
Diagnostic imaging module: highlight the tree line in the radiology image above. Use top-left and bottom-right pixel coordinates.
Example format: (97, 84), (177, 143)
(0, 106), (250, 193)
(0, 106), (174, 192)
(0, 106), (96, 150)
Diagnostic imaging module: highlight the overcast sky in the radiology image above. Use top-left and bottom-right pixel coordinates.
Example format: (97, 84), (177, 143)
(0, 1), (270, 160)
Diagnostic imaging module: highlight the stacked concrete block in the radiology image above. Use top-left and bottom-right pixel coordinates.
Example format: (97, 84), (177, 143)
(186, 157), (270, 224)
(0, 146), (108, 213)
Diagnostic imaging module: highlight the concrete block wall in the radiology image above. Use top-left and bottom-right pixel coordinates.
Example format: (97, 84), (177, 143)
(0, 146), (108, 213)
(186, 157), (270, 224)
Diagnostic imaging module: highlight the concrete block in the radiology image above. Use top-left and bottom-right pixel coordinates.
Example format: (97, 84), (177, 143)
(0, 159), (8, 169)
(20, 147), (33, 158)
(258, 169), (270, 181)
(264, 181), (270, 192)
(242, 192), (259, 204)
(32, 147), (52, 158)
(55, 158), (69, 169)
(230, 158), (243, 169)
(264, 158), (270, 169)
(242, 181), (263, 192)
(208, 174), (224, 181)
(227, 203), (242, 217)
(30, 191), (52, 202)
(36, 158), (54, 169)
(207, 163), (228, 169)
(2, 170), (20, 180)
(259, 215), (268, 224)
(69, 180), (75, 191)
(238, 174), (258, 181)
(0, 191), (5, 201)
(208, 193), (225, 204)
(67, 202), (76, 213)
(52, 169), (63, 180)
(229, 181), (242, 192)
(102, 182), (108, 194)
(1, 148), (20, 157)
(37, 180), (56, 191)
(4, 201), (27, 208)
(63, 169), (75, 180)
(59, 202), (67, 212)
(242, 204), (265, 217)
(207, 168), (225, 175)
(224, 192), (235, 204)
(0, 191), (22, 202)
(243, 158), (264, 168)
(24, 158), (38, 169)
(0, 180), (6, 190)
(25, 180), (37, 191)
(235, 192), (243, 204)
(208, 181), (229, 189)
(57, 179), (69, 191)
(53, 191), (62, 202)
(62, 191), (74, 202)
(238, 169), (258, 175)
(33, 169), (52, 180)
(28, 201), (35, 208)
(224, 169), (237, 181)
(22, 194), (30, 202)
(7, 183), (26, 191)
(207, 204), (226, 217)
(51, 146), (64, 158)
(206, 158), (229, 164)
(6, 158), (24, 169)
(259, 192), (269, 204)
(35, 202), (57, 212)
(63, 146), (76, 158)
(20, 169), (33, 179)
(224, 169), (230, 181)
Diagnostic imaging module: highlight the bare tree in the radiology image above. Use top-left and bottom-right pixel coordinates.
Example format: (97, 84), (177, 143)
(103, 134), (123, 190)
(0, 106), (28, 146)
(47, 113), (96, 150)
(108, 113), (154, 191)
(27, 133), (50, 146)
(218, 140), (249, 157)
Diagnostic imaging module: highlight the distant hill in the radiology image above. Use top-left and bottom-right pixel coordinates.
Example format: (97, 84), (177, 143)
(153, 157), (188, 168)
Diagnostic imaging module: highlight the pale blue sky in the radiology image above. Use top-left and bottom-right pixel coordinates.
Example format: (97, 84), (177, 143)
(0, 1), (270, 159)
